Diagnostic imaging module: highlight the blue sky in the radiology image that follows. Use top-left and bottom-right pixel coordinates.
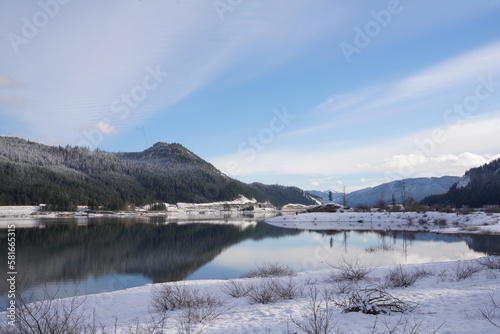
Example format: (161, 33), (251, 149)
(1, 0), (500, 192)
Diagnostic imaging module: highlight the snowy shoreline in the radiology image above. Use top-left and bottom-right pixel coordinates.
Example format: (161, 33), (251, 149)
(0, 195), (280, 222)
(0, 204), (279, 225)
(2, 205), (500, 236)
(265, 211), (500, 235)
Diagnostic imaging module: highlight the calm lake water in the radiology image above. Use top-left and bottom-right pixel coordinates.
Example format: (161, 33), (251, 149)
(1, 215), (499, 310)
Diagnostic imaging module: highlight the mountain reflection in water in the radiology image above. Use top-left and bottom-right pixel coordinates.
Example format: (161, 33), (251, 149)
(0, 216), (498, 305)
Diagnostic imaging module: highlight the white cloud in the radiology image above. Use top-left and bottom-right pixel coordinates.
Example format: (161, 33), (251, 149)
(382, 154), (428, 169)
(210, 111), (500, 182)
(431, 153), (489, 167)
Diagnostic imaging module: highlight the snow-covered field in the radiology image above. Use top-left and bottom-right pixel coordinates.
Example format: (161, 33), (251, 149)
(266, 211), (500, 235)
(2, 258), (500, 333)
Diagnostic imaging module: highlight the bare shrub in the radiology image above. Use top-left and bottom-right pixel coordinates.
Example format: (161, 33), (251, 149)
(384, 265), (432, 288)
(458, 208), (474, 215)
(11, 297), (86, 334)
(246, 276), (302, 304)
(247, 278), (281, 304)
(432, 204), (453, 213)
(384, 265), (418, 288)
(335, 286), (417, 315)
(354, 205), (370, 212)
(122, 311), (170, 334)
(413, 266), (434, 279)
(451, 260), (482, 281)
(486, 269), (500, 279)
(331, 280), (358, 295)
(485, 207), (500, 214)
(368, 315), (442, 334)
(435, 219), (447, 227)
(152, 284), (227, 334)
(176, 312), (205, 334)
(273, 276), (303, 300)
(243, 261), (295, 278)
(479, 293), (500, 330)
(221, 279), (253, 298)
(291, 287), (341, 334)
(152, 283), (226, 316)
(417, 219), (427, 226)
(3, 282), (89, 334)
(437, 268), (450, 282)
(479, 256), (500, 270)
(175, 304), (227, 334)
(328, 257), (374, 282)
(404, 204), (428, 213)
(152, 283), (198, 311)
(182, 295), (227, 323)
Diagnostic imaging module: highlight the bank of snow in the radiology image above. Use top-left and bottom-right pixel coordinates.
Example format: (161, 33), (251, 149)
(2, 258), (500, 333)
(0, 206), (39, 217)
(266, 211), (500, 235)
(0, 196), (278, 220)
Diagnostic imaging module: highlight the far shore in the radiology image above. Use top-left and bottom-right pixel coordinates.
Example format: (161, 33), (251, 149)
(1, 205), (500, 237)
(266, 210), (500, 236)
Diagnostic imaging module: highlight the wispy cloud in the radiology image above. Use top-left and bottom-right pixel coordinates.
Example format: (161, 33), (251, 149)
(0, 1), (352, 146)
(290, 40), (500, 141)
(372, 41), (500, 109)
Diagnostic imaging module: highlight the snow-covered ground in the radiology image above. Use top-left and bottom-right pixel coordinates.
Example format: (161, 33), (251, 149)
(0, 206), (40, 217)
(0, 196), (278, 221)
(266, 211), (500, 235)
(2, 258), (499, 333)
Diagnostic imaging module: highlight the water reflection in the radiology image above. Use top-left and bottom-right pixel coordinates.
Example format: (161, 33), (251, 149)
(0, 217), (499, 310)
(0, 217), (298, 291)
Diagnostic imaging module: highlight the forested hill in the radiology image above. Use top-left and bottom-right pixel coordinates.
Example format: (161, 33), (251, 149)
(0, 137), (316, 209)
(421, 158), (500, 208)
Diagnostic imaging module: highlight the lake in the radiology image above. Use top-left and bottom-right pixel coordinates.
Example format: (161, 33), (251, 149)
(1, 215), (499, 310)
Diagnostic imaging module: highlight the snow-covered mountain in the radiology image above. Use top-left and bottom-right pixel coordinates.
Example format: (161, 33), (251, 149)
(307, 176), (460, 207)
(422, 158), (500, 207)
(0, 137), (316, 209)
